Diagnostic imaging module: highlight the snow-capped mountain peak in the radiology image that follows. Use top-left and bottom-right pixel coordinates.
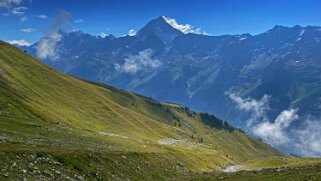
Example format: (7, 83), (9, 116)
(161, 16), (209, 35)
(161, 16), (194, 34)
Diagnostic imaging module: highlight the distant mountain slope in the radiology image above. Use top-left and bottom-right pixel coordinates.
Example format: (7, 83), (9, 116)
(0, 41), (285, 179)
(22, 16), (321, 156)
(23, 17), (321, 122)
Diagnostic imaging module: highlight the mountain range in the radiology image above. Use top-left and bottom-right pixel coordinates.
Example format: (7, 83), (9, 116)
(2, 16), (321, 179)
(0, 40), (291, 180)
(20, 16), (321, 156)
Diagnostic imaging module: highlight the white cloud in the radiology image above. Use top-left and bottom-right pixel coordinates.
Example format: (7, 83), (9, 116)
(99, 32), (107, 38)
(228, 94), (321, 157)
(99, 32), (109, 38)
(253, 109), (298, 146)
(73, 18), (83, 23)
(21, 28), (35, 32)
(0, 0), (22, 8)
(115, 49), (161, 74)
(227, 93), (270, 126)
(36, 32), (62, 60)
(162, 16), (209, 35)
(35, 9), (72, 61)
(35, 14), (47, 19)
(12, 6), (27, 15)
(6, 39), (31, 46)
(294, 118), (321, 157)
(128, 29), (136, 36)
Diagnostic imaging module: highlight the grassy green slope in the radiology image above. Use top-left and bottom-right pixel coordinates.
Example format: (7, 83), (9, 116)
(178, 157), (321, 180)
(0, 41), (286, 180)
(241, 157), (321, 170)
(178, 163), (321, 181)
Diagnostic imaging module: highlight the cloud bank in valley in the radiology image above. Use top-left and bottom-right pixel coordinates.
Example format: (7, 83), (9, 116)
(115, 49), (161, 74)
(228, 93), (321, 157)
(253, 108), (298, 145)
(294, 118), (321, 156)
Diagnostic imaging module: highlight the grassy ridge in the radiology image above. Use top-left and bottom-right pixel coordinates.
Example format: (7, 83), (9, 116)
(0, 41), (287, 180)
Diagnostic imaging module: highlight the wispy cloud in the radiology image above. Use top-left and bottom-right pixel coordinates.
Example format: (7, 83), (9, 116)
(0, 0), (22, 8)
(34, 14), (47, 19)
(73, 18), (83, 23)
(21, 28), (35, 32)
(0, 0), (24, 19)
(115, 49), (161, 74)
(11, 6), (27, 15)
(6, 39), (31, 46)
(19, 16), (27, 22)
(162, 16), (209, 35)
(227, 93), (270, 126)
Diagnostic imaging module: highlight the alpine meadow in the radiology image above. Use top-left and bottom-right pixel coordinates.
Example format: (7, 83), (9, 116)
(1, 0), (321, 180)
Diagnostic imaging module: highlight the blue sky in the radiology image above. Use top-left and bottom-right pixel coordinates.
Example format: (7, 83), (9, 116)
(1, 0), (321, 44)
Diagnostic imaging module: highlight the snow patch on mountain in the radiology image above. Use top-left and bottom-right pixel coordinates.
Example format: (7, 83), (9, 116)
(296, 29), (305, 41)
(7, 39), (31, 46)
(299, 29), (305, 36)
(162, 16), (208, 35)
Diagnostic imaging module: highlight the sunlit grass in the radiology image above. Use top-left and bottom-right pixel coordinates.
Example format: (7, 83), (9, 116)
(0, 41), (296, 180)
